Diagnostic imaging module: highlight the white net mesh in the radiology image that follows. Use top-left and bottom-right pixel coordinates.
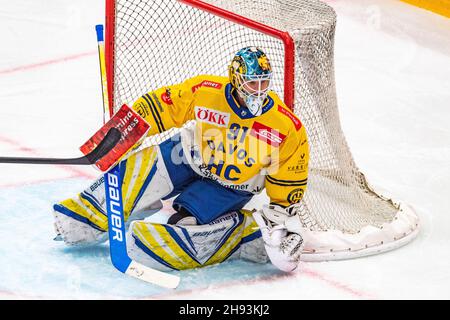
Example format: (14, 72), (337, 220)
(108, 0), (419, 259)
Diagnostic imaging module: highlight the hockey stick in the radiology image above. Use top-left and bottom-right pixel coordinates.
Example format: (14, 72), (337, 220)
(0, 127), (121, 165)
(105, 165), (180, 288)
(96, 24), (180, 289)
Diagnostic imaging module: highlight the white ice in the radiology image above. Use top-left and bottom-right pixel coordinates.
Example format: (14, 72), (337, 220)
(0, 0), (449, 299)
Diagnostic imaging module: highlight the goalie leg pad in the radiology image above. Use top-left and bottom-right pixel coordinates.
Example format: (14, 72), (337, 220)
(126, 210), (268, 271)
(53, 145), (172, 245)
(53, 210), (108, 246)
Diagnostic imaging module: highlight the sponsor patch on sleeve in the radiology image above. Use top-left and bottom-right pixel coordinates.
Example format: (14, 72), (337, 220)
(278, 105), (302, 131)
(161, 89), (173, 105)
(250, 122), (286, 147)
(192, 80), (223, 93)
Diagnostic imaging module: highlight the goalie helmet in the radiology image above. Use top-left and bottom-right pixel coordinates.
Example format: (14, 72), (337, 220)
(229, 47), (273, 116)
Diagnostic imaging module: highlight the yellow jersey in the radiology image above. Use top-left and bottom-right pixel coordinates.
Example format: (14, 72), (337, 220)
(132, 75), (309, 207)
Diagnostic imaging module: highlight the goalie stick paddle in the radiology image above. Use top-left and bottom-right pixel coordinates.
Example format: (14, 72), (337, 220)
(0, 127), (121, 165)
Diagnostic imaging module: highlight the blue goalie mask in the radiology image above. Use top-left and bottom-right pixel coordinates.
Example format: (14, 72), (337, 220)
(229, 47), (273, 116)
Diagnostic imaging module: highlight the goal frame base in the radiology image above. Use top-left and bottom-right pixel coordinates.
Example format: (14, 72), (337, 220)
(300, 202), (420, 261)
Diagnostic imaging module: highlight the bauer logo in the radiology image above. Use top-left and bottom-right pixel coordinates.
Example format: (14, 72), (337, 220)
(106, 172), (124, 242)
(195, 106), (230, 127)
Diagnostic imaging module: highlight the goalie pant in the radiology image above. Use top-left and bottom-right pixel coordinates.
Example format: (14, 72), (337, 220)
(53, 131), (268, 271)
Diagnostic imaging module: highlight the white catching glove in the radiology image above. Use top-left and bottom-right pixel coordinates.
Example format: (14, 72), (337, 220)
(253, 204), (304, 272)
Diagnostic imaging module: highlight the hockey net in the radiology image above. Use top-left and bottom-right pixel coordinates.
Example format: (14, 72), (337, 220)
(105, 0), (419, 261)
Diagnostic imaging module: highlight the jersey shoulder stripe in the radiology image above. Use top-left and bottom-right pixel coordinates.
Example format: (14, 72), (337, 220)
(142, 94), (166, 133)
(266, 175), (308, 186)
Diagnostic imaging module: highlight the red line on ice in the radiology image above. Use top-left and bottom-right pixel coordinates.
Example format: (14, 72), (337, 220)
(0, 50), (99, 181)
(301, 266), (377, 299)
(147, 271), (295, 300)
(148, 264), (376, 300)
(0, 289), (46, 300)
(0, 51), (97, 75)
(0, 135), (96, 180)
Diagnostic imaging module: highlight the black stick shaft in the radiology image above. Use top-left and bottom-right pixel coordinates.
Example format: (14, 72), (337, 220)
(0, 128), (121, 165)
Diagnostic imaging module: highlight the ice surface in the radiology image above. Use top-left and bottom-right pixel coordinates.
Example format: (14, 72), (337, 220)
(0, 0), (449, 299)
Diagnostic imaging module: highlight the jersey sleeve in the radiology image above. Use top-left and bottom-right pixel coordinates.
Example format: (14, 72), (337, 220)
(264, 125), (309, 208)
(131, 77), (199, 135)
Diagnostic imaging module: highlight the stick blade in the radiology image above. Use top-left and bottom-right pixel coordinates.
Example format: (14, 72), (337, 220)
(125, 261), (180, 289)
